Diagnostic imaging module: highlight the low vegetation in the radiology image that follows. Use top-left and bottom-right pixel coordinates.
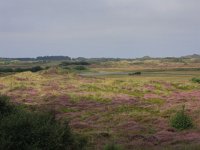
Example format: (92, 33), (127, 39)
(128, 72), (141, 76)
(170, 106), (193, 130)
(73, 65), (88, 71)
(60, 61), (90, 66)
(0, 95), (87, 150)
(1, 56), (200, 149)
(0, 66), (43, 73)
(192, 77), (200, 83)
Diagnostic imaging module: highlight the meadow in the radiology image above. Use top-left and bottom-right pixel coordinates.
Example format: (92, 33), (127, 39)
(1, 57), (200, 149)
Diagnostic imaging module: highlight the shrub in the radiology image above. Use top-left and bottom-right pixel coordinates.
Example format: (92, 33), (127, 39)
(170, 105), (193, 130)
(0, 66), (43, 73)
(128, 72), (141, 76)
(60, 61), (90, 66)
(0, 95), (15, 117)
(0, 68), (14, 72)
(15, 66), (43, 72)
(192, 77), (200, 83)
(0, 95), (87, 150)
(30, 66), (43, 72)
(73, 66), (87, 70)
(104, 143), (123, 150)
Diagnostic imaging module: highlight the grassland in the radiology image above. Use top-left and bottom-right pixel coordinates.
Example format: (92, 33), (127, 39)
(1, 57), (200, 149)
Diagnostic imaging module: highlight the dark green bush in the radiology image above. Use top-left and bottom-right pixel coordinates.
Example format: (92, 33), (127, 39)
(0, 68), (14, 72)
(73, 66), (87, 70)
(30, 66), (43, 72)
(0, 95), (15, 117)
(170, 106), (193, 130)
(128, 72), (141, 76)
(60, 61), (90, 66)
(0, 95), (87, 150)
(192, 77), (200, 83)
(0, 66), (43, 73)
(15, 66), (43, 72)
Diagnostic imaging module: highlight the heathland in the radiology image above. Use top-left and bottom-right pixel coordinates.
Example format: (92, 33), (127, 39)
(1, 55), (200, 150)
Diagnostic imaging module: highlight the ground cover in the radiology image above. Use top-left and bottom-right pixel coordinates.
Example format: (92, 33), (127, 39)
(1, 60), (200, 149)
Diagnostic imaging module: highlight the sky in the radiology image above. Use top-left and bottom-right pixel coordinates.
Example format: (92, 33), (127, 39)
(0, 0), (200, 58)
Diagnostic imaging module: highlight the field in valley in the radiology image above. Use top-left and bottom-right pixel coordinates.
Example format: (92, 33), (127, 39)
(1, 57), (200, 149)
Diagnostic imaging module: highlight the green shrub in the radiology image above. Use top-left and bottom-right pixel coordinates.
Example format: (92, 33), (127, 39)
(104, 143), (123, 150)
(73, 66), (87, 70)
(170, 105), (193, 130)
(192, 77), (200, 83)
(0, 95), (15, 117)
(0, 66), (43, 73)
(15, 66), (43, 72)
(30, 66), (43, 72)
(0, 95), (87, 150)
(60, 61), (90, 66)
(0, 68), (13, 72)
(128, 72), (141, 76)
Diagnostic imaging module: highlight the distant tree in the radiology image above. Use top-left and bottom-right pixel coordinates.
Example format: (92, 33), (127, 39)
(36, 56), (71, 61)
(60, 61), (90, 66)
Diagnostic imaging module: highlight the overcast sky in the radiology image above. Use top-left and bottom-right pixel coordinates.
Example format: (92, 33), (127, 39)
(0, 0), (200, 58)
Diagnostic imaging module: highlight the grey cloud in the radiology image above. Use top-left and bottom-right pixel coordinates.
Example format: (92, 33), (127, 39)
(0, 0), (199, 58)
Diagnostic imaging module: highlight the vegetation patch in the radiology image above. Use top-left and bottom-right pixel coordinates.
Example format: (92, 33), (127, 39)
(61, 107), (78, 113)
(73, 65), (88, 71)
(170, 106), (193, 130)
(128, 72), (141, 76)
(0, 66), (43, 73)
(145, 98), (165, 105)
(192, 77), (200, 84)
(0, 95), (87, 150)
(68, 93), (111, 103)
(172, 83), (195, 90)
(60, 61), (90, 66)
(115, 105), (159, 116)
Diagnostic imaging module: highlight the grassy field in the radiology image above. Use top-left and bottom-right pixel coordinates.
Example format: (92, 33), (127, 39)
(1, 58), (200, 149)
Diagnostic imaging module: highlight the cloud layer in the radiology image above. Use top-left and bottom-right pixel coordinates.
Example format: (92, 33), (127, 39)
(0, 0), (200, 58)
